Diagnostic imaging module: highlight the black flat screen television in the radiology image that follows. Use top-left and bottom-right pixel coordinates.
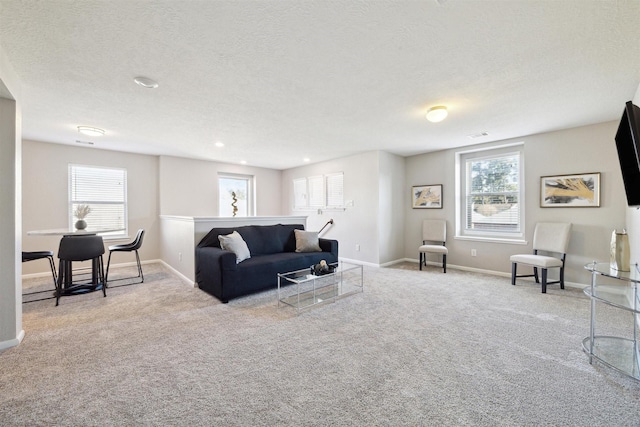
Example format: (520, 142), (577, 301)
(614, 100), (640, 207)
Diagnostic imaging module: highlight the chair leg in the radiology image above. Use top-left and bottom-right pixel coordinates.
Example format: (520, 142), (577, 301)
(55, 260), (64, 306)
(419, 253), (423, 271)
(47, 255), (58, 288)
(533, 267), (539, 283)
(541, 268), (547, 293)
(442, 254), (446, 273)
(105, 251), (113, 283)
(511, 263), (517, 285)
(560, 266), (565, 289)
(100, 256), (107, 298)
(135, 250), (144, 282)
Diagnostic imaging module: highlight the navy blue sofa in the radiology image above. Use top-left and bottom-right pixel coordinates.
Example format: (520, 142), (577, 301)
(195, 224), (338, 303)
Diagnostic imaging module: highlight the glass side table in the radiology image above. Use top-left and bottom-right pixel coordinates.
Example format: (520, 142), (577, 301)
(583, 262), (640, 381)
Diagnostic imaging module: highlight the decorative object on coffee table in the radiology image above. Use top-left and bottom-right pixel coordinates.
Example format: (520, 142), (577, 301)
(312, 260), (335, 276)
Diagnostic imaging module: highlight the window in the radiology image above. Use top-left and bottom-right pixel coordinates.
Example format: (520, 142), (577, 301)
(292, 173), (344, 210)
(69, 164), (127, 237)
(219, 173), (254, 217)
(325, 173), (344, 208)
(456, 144), (524, 242)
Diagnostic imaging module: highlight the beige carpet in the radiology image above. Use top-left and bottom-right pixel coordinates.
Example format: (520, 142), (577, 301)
(2, 262), (640, 426)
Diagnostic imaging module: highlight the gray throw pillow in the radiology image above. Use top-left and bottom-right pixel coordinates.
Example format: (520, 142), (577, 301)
(218, 231), (251, 263)
(294, 229), (322, 253)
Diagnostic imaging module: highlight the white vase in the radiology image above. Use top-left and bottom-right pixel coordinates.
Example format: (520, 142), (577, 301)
(610, 229), (630, 272)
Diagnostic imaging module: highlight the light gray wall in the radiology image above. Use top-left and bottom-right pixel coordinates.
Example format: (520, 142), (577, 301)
(378, 151), (406, 265)
(405, 121), (626, 284)
(158, 155), (282, 217)
(0, 42), (22, 350)
(281, 150), (405, 265)
(21, 140), (161, 275)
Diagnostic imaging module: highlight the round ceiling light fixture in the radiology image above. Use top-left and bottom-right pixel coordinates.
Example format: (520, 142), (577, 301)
(134, 76), (159, 89)
(426, 106), (448, 123)
(77, 126), (105, 136)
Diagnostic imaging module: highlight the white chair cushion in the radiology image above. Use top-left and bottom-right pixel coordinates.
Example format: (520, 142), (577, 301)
(419, 244), (448, 255)
(510, 254), (563, 268)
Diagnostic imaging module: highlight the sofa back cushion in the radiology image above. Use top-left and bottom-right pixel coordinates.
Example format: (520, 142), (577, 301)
(197, 224), (304, 255)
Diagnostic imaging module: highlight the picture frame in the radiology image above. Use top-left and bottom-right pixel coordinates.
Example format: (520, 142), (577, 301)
(412, 184), (443, 209)
(540, 172), (601, 208)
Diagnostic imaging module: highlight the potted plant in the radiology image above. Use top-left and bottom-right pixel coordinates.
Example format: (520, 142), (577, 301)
(74, 204), (91, 230)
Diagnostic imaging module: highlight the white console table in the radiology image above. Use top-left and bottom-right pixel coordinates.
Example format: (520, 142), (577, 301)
(583, 262), (640, 381)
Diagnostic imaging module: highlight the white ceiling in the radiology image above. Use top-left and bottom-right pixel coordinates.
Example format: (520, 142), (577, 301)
(1, 0), (640, 170)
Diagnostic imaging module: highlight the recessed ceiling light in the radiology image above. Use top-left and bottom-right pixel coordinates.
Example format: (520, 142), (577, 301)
(426, 106), (448, 123)
(303, 157), (310, 163)
(215, 141), (225, 148)
(77, 126), (105, 136)
(240, 160), (247, 165)
(134, 76), (159, 89)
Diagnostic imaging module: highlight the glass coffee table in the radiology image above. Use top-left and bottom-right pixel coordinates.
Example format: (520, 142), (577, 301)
(277, 261), (363, 312)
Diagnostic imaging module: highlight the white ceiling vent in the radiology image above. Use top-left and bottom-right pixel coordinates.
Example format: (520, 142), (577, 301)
(468, 132), (489, 139)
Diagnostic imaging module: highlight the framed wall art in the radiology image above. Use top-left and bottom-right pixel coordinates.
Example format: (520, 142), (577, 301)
(540, 172), (600, 208)
(412, 184), (442, 209)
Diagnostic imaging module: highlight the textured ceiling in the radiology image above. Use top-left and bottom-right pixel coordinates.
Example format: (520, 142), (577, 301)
(1, 0), (640, 170)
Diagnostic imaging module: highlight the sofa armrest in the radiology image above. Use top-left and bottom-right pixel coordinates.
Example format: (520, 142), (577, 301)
(195, 247), (237, 299)
(319, 238), (338, 258)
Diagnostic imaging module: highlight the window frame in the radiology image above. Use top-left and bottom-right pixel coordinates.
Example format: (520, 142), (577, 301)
(455, 143), (526, 244)
(292, 172), (345, 211)
(218, 172), (255, 217)
(68, 164), (128, 239)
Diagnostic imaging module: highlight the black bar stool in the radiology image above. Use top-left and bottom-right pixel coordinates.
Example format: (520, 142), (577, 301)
(22, 251), (58, 302)
(56, 235), (106, 306)
(106, 229), (145, 285)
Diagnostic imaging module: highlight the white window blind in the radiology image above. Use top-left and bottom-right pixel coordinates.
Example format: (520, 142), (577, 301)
(464, 152), (521, 234)
(293, 178), (307, 209)
(326, 173), (344, 208)
(69, 164), (127, 236)
(307, 176), (324, 207)
(292, 172), (345, 210)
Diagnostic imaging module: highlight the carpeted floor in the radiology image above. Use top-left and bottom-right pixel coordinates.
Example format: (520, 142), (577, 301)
(2, 262), (640, 426)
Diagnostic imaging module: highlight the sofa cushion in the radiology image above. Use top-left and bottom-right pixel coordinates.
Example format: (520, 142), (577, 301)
(218, 231), (251, 263)
(294, 230), (322, 252)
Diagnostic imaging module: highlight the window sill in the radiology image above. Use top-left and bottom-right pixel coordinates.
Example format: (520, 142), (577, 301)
(454, 235), (528, 245)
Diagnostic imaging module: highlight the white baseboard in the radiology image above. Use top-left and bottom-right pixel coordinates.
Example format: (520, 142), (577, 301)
(21, 259), (160, 280)
(338, 257), (380, 268)
(401, 257), (584, 290)
(158, 260), (195, 286)
(0, 329), (24, 352)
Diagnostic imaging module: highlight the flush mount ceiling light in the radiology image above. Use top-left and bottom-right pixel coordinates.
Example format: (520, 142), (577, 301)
(134, 76), (159, 89)
(426, 106), (448, 123)
(214, 141), (225, 148)
(77, 126), (105, 136)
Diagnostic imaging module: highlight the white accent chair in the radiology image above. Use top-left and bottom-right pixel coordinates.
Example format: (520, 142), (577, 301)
(510, 222), (572, 293)
(419, 220), (448, 273)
